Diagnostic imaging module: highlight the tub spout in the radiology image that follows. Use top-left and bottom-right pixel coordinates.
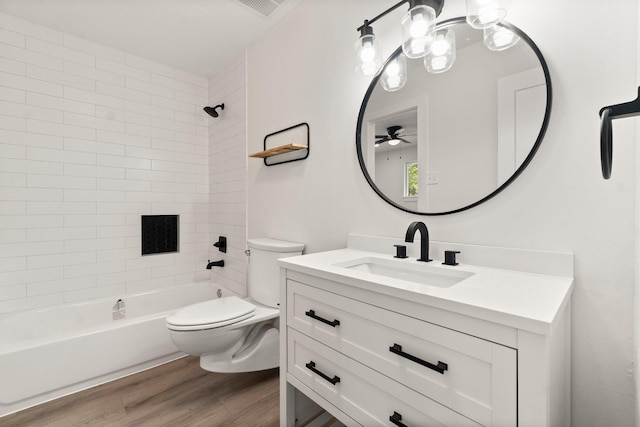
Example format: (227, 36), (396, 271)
(207, 260), (225, 269)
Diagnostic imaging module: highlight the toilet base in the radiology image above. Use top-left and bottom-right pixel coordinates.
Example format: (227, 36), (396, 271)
(200, 321), (279, 373)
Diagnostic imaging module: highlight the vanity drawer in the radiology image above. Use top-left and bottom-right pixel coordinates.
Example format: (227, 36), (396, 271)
(287, 280), (517, 426)
(288, 328), (480, 427)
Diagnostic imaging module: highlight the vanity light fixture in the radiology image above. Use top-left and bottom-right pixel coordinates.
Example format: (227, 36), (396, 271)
(401, 0), (442, 59)
(355, 0), (512, 85)
(355, 22), (383, 76)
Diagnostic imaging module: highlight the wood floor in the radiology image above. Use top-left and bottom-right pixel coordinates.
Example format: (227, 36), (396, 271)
(0, 356), (280, 427)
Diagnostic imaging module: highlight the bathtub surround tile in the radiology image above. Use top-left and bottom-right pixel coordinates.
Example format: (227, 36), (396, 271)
(26, 37), (95, 67)
(0, 229), (26, 244)
(26, 266), (64, 283)
(27, 119), (95, 140)
(0, 70), (63, 96)
(0, 56), (26, 75)
(97, 130), (151, 148)
(95, 106), (151, 127)
(0, 42), (64, 71)
(63, 34), (125, 64)
(65, 138), (125, 156)
(27, 92), (96, 116)
(0, 13), (210, 313)
(0, 114), (23, 131)
(27, 201), (96, 215)
(125, 275), (176, 295)
(0, 86), (26, 103)
(26, 64), (96, 91)
(27, 275), (98, 297)
(0, 270), (26, 287)
(0, 284), (27, 300)
(64, 238), (127, 253)
(0, 99), (64, 123)
(0, 256), (26, 273)
(97, 268), (150, 287)
(0, 27), (25, 48)
(207, 53), (247, 297)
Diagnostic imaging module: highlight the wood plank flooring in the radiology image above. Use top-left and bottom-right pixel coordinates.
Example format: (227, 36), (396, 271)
(0, 356), (280, 427)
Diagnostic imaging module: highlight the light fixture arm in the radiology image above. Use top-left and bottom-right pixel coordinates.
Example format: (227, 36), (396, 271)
(356, 0), (444, 33)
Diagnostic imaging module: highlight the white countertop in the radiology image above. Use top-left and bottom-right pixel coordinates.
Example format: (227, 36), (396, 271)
(279, 247), (574, 335)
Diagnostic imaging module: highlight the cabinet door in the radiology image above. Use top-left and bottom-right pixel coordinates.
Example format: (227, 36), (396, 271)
(288, 280), (517, 426)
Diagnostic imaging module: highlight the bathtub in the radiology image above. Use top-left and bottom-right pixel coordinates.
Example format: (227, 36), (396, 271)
(0, 281), (220, 417)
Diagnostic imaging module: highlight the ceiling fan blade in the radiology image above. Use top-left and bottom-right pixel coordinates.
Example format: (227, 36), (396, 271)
(400, 138), (413, 144)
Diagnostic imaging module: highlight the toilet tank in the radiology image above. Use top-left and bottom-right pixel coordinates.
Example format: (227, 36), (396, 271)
(248, 238), (304, 308)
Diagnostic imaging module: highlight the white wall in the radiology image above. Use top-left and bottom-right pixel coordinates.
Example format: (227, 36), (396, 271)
(208, 54), (249, 297)
(0, 13), (211, 313)
(247, 0), (638, 425)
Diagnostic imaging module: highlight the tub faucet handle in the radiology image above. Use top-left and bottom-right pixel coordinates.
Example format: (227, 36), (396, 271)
(213, 236), (227, 253)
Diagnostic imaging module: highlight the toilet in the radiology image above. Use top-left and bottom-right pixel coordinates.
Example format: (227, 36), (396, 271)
(166, 238), (304, 373)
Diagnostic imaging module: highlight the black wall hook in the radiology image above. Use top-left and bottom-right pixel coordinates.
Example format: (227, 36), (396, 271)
(599, 87), (640, 179)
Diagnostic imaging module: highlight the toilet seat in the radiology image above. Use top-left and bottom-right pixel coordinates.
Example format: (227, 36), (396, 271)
(166, 296), (256, 331)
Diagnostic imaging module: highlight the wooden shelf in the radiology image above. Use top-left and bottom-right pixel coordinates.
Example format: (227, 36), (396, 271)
(248, 143), (308, 159)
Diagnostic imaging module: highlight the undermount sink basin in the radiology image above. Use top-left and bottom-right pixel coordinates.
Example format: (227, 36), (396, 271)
(335, 257), (474, 288)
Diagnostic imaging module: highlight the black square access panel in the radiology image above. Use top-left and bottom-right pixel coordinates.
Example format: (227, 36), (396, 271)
(141, 215), (179, 255)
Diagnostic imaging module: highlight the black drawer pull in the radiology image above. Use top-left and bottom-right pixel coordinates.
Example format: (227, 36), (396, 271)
(305, 361), (341, 385)
(305, 309), (340, 327)
(389, 343), (448, 374)
(389, 411), (408, 427)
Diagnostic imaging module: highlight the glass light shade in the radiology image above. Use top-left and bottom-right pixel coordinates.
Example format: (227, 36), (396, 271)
(484, 24), (520, 51)
(355, 33), (382, 76)
(401, 4), (436, 59)
(380, 54), (407, 92)
(387, 139), (401, 146)
(466, 0), (511, 29)
(424, 28), (456, 73)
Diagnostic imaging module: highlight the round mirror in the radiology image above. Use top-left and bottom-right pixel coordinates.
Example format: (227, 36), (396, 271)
(356, 18), (552, 215)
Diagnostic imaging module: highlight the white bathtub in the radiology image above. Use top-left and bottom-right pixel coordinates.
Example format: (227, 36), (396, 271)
(0, 281), (220, 417)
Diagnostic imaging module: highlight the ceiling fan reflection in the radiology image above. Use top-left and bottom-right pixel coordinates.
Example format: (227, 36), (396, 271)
(375, 125), (416, 146)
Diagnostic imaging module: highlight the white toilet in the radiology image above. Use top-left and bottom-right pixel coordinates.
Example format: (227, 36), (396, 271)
(166, 238), (304, 373)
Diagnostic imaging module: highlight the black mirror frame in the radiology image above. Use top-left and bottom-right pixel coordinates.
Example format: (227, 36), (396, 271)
(355, 17), (553, 216)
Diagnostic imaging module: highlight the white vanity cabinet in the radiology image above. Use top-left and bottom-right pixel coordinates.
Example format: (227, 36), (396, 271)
(279, 243), (573, 427)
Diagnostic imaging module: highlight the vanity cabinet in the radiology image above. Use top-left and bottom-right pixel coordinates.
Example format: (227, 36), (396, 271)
(279, 256), (572, 427)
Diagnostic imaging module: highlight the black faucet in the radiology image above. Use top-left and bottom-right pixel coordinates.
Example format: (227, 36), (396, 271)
(405, 221), (432, 262)
(206, 260), (225, 269)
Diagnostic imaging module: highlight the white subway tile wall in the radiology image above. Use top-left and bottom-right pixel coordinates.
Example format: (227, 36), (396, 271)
(0, 13), (213, 313)
(208, 54), (248, 298)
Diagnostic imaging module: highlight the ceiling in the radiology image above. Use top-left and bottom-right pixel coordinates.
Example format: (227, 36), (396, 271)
(0, 0), (301, 78)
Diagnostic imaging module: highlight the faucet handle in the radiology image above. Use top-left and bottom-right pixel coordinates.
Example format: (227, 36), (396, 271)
(394, 245), (408, 259)
(442, 250), (460, 266)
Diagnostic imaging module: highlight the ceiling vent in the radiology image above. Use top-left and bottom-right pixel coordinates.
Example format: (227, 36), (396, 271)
(234, 0), (285, 18)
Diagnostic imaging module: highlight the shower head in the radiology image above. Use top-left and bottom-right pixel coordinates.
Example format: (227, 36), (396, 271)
(203, 103), (224, 118)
